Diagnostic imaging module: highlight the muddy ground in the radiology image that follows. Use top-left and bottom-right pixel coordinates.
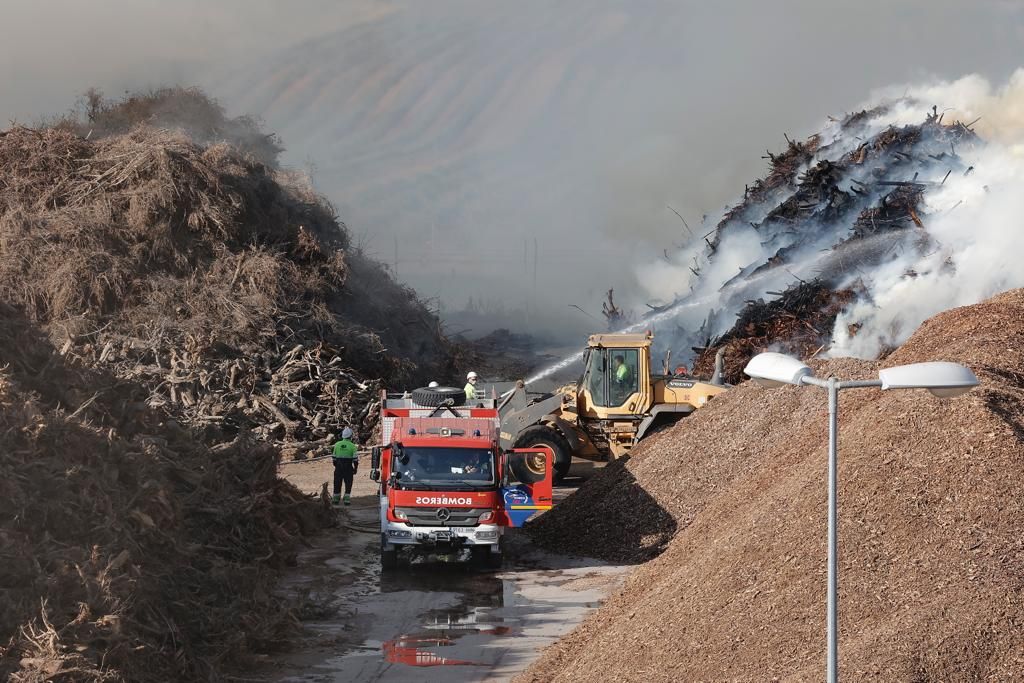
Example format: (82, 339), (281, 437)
(266, 458), (624, 682)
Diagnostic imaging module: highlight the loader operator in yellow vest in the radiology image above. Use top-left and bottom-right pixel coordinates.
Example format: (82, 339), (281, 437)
(614, 354), (632, 384)
(612, 354), (634, 403)
(464, 371), (479, 401)
(331, 427), (358, 506)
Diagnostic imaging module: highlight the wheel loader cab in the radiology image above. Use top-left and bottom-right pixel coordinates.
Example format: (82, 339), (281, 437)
(577, 333), (654, 419)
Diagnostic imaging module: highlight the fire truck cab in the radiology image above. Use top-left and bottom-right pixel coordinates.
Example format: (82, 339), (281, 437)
(371, 391), (554, 569)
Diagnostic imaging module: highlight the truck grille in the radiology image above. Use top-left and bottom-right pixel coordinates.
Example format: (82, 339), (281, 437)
(395, 507), (491, 527)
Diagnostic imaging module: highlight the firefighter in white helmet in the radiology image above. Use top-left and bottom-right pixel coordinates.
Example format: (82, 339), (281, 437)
(464, 371), (479, 401)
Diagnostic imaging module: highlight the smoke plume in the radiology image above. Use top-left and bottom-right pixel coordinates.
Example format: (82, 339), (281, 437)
(831, 71), (1024, 356)
(628, 69), (1024, 365)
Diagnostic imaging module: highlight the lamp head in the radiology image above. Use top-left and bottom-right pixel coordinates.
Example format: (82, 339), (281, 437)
(744, 352), (815, 387)
(878, 362), (979, 397)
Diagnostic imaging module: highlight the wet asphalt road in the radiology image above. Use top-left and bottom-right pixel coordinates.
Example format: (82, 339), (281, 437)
(267, 465), (622, 682)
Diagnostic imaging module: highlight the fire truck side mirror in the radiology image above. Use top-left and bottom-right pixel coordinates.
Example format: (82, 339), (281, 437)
(370, 446), (381, 470)
(500, 453), (510, 487)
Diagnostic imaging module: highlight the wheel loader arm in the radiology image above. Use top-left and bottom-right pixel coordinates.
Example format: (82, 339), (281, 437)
(635, 404), (694, 441)
(498, 389), (566, 450)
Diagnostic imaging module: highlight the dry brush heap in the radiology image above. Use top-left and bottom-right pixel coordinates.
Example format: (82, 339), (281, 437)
(0, 303), (335, 681)
(0, 88), (455, 455)
(525, 290), (1024, 681)
(0, 89), (457, 680)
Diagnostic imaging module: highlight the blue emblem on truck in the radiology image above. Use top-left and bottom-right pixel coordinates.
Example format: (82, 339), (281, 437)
(501, 484), (539, 526)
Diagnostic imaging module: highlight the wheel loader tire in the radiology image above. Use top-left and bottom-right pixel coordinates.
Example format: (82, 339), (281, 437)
(507, 451), (548, 484)
(410, 386), (466, 407)
(514, 426), (572, 481)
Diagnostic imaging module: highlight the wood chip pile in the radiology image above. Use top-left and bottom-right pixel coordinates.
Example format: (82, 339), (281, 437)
(522, 290), (1024, 682)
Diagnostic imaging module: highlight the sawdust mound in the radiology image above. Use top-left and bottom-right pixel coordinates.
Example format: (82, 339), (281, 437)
(0, 303), (334, 681)
(522, 290), (1024, 681)
(0, 89), (454, 452)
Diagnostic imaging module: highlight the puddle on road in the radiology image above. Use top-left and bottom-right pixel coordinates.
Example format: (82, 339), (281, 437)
(271, 537), (626, 683)
(377, 568), (513, 670)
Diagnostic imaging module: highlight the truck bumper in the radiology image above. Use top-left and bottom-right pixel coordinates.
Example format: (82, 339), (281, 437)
(382, 521), (502, 548)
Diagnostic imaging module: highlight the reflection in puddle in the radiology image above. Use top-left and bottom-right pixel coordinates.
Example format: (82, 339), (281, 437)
(378, 567), (518, 668)
(382, 636), (481, 667)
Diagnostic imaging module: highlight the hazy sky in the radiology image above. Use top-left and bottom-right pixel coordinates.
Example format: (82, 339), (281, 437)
(3, 1), (1022, 338)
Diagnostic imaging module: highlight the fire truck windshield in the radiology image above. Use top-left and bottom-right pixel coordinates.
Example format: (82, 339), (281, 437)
(394, 447), (495, 488)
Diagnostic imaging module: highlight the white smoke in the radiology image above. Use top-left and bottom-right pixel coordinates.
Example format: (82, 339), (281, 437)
(830, 137), (1024, 356)
(866, 70), (1024, 145)
(628, 68), (1024, 362)
(831, 70), (1024, 356)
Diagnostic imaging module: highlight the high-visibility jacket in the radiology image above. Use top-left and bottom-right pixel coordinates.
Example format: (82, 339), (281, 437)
(464, 382), (477, 400)
(332, 439), (357, 459)
(615, 363), (631, 383)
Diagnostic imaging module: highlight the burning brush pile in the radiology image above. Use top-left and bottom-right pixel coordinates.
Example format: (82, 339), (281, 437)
(0, 88), (455, 455)
(650, 106), (986, 377)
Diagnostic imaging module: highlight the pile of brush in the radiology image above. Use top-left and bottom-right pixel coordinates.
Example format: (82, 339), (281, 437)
(0, 304), (335, 681)
(691, 281), (855, 384)
(0, 89), (456, 453)
(0, 87), (465, 680)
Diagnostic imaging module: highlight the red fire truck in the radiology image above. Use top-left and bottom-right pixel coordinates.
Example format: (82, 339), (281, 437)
(370, 387), (554, 569)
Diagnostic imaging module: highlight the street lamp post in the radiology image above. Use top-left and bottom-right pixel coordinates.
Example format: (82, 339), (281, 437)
(743, 353), (979, 683)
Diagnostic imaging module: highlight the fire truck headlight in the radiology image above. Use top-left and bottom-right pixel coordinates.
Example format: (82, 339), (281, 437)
(478, 511), (494, 523)
(388, 530), (412, 538)
(476, 530), (498, 540)
(394, 509), (407, 520)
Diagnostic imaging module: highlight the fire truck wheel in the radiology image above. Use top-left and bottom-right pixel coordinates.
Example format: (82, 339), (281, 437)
(487, 549), (503, 569)
(410, 386), (466, 407)
(472, 545), (502, 569)
(381, 535), (398, 570)
(514, 426), (572, 482)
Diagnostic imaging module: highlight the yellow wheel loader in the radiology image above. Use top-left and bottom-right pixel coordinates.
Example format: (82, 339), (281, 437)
(497, 331), (729, 480)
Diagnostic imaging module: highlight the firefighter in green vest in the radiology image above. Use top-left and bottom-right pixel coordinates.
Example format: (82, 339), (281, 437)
(332, 427), (358, 505)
